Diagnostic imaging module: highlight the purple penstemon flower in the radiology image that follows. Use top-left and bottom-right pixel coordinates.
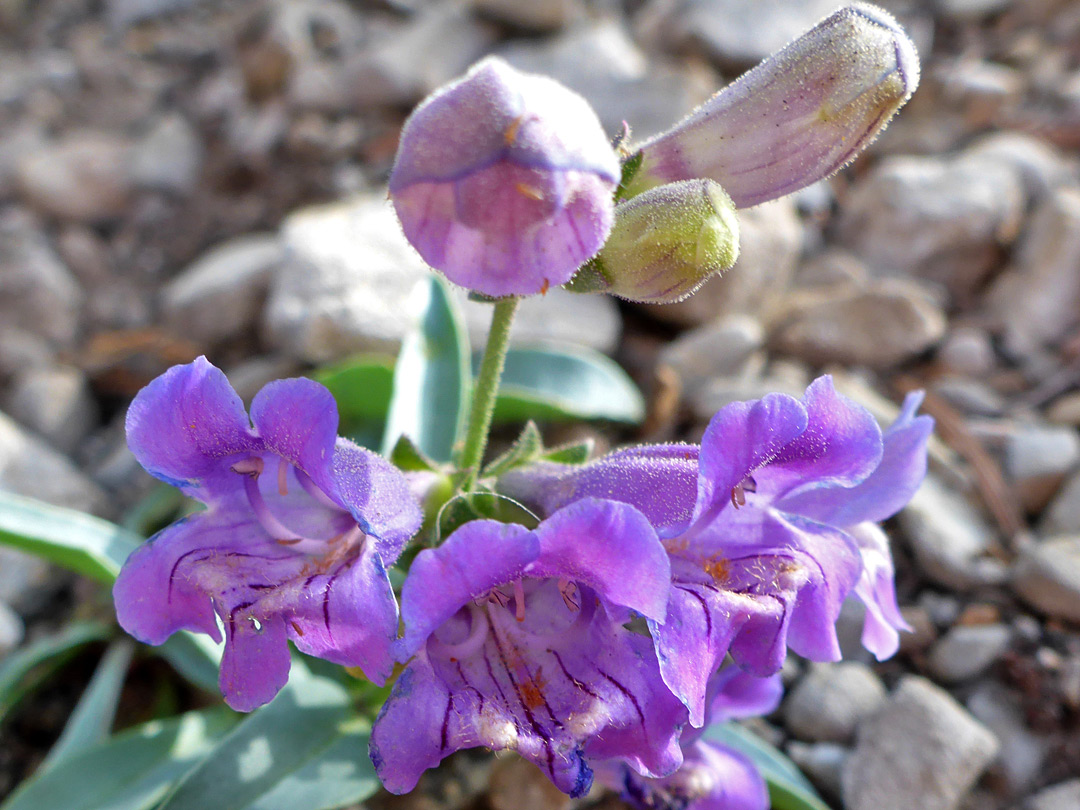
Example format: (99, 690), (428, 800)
(389, 56), (620, 298)
(113, 357), (421, 711)
(595, 665), (782, 810)
(369, 498), (685, 798)
(620, 3), (920, 206)
(500, 376), (931, 726)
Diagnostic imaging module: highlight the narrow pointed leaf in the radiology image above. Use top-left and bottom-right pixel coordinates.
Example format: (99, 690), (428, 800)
(158, 669), (379, 810)
(157, 632), (223, 694)
(0, 491), (141, 585)
(482, 421), (544, 478)
(382, 276), (471, 462)
(40, 640), (135, 771)
(0, 622), (111, 723)
(0, 709), (237, 810)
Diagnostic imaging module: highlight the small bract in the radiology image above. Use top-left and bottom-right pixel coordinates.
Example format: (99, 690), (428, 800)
(389, 56), (620, 298)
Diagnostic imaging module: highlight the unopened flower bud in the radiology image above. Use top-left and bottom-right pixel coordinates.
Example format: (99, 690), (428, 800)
(389, 56), (620, 298)
(569, 179), (739, 304)
(622, 3), (920, 207)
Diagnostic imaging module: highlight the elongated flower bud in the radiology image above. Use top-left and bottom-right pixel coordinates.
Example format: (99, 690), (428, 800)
(622, 3), (920, 207)
(568, 179), (739, 304)
(389, 56), (620, 298)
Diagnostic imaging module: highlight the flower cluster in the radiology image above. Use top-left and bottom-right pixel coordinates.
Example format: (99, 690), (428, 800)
(113, 5), (925, 807)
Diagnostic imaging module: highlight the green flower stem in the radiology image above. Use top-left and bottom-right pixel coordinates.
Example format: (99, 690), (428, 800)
(459, 296), (520, 492)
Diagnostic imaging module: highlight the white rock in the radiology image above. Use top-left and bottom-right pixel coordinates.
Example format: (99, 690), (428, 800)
(928, 623), (1011, 683)
(0, 212), (83, 346)
(106, 0), (198, 27)
(637, 0), (845, 66)
(15, 131), (134, 222)
(964, 131), (1070, 201)
(784, 662), (886, 743)
(0, 410), (107, 612)
(130, 114), (203, 195)
(1041, 470), (1080, 535)
(987, 188), (1080, 356)
(264, 194), (621, 362)
(839, 154), (1025, 303)
(657, 315), (764, 399)
(499, 20), (714, 140)
(162, 234), (283, 346)
(770, 279), (946, 369)
(645, 198), (804, 327)
(843, 676), (999, 810)
(5, 364), (98, 454)
(966, 682), (1049, 795)
(347, 3), (495, 108)
(898, 478), (1008, 590)
(937, 326), (996, 376)
(786, 741), (847, 800)
(472, 0), (581, 30)
(1011, 536), (1080, 623)
(1003, 423), (1080, 513)
(1026, 779), (1080, 810)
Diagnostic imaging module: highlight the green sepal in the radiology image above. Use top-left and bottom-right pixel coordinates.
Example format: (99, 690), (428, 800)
(540, 438), (595, 465)
(615, 149), (644, 201)
(434, 490), (540, 543)
(388, 434), (440, 473)
(481, 421), (544, 478)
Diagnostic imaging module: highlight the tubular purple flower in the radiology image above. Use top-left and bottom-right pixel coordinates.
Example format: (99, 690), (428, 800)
(498, 376), (931, 726)
(622, 3), (920, 207)
(594, 666), (782, 810)
(112, 357), (421, 712)
(389, 56), (620, 297)
(369, 498), (684, 798)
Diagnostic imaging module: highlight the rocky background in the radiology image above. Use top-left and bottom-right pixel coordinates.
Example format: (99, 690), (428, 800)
(1, 0), (1079, 809)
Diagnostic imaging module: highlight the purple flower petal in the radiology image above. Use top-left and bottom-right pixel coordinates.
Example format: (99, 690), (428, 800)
(113, 516), (226, 646)
(369, 651), (472, 795)
(125, 357), (255, 501)
(706, 667), (784, 724)
(333, 439), (423, 563)
(220, 611), (291, 712)
(694, 393), (807, 523)
(498, 444), (700, 539)
(529, 498), (670, 622)
(595, 737), (768, 810)
(767, 376), (883, 498)
(782, 390), (932, 527)
(380, 505), (685, 796)
(389, 56), (619, 297)
(625, 4), (919, 209)
(249, 377), (339, 494)
(398, 520), (539, 659)
(285, 538), (399, 684)
(849, 522), (911, 660)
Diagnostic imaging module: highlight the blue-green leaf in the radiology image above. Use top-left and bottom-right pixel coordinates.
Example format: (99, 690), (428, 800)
(157, 632), (222, 694)
(0, 621), (112, 724)
(40, 640), (135, 771)
(0, 708), (237, 810)
(490, 343), (645, 424)
(0, 491), (141, 585)
(382, 276), (471, 462)
(158, 667), (378, 810)
(312, 354), (396, 449)
(706, 722), (833, 810)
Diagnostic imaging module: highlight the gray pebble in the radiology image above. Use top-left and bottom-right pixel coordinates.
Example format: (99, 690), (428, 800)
(843, 676), (999, 810)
